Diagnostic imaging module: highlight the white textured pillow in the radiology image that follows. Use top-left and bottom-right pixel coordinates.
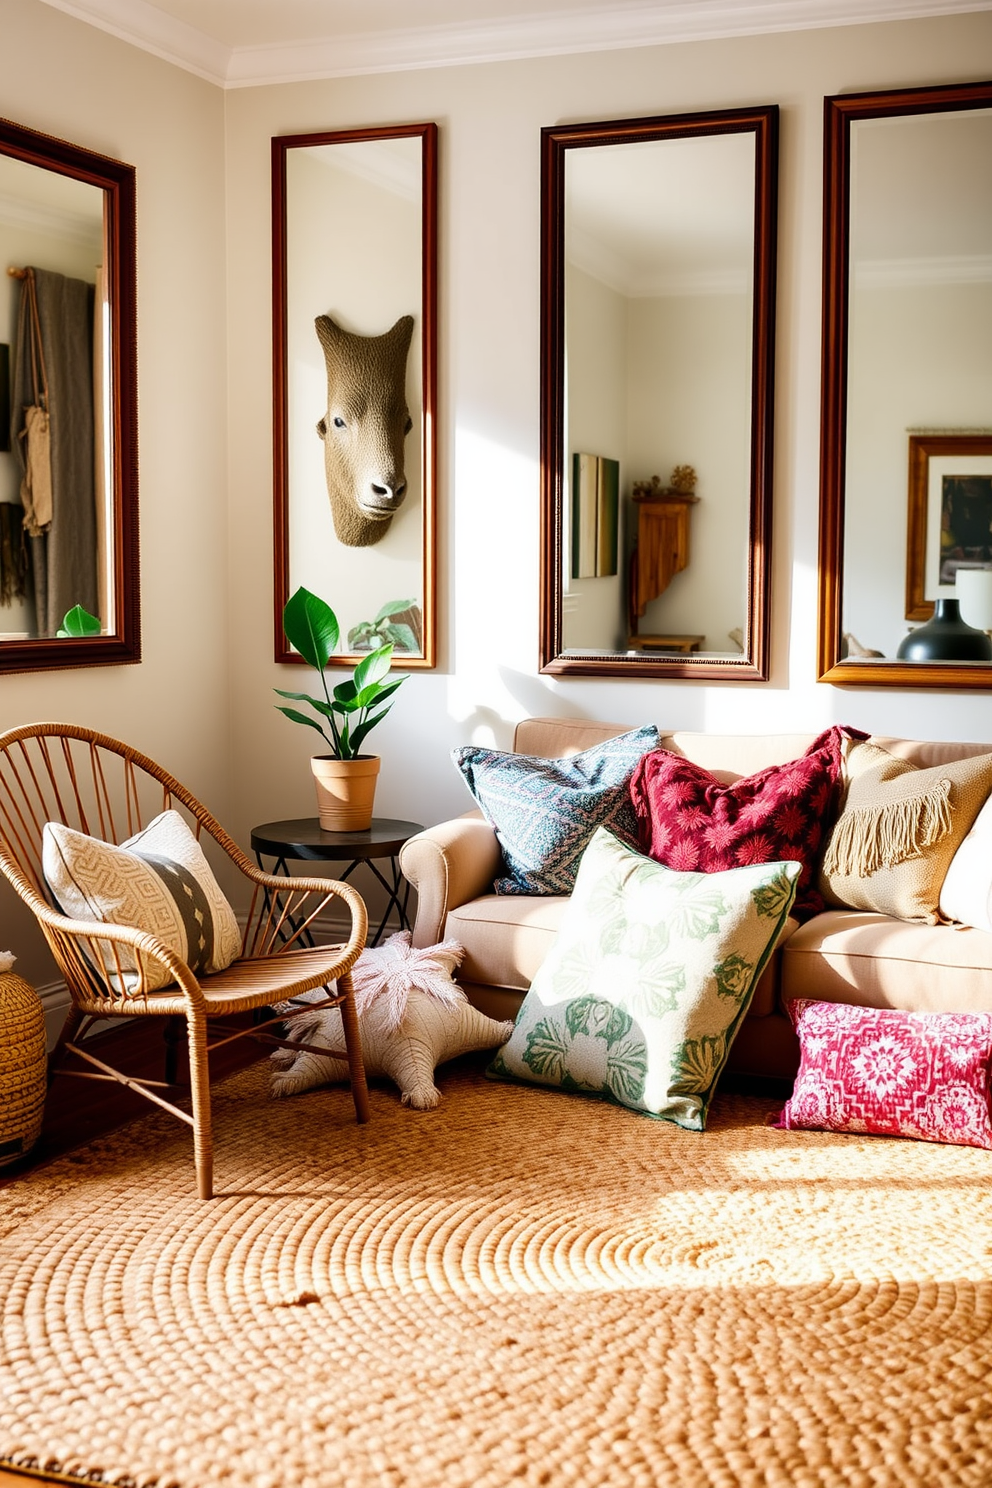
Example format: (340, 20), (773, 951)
(940, 793), (992, 932)
(43, 810), (241, 992)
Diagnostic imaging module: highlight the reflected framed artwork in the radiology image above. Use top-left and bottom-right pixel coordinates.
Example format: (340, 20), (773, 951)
(905, 433), (992, 620)
(272, 123), (437, 669)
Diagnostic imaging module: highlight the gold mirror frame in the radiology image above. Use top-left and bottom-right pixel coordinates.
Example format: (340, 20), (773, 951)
(0, 117), (139, 674)
(272, 123), (438, 671)
(539, 106), (778, 680)
(817, 80), (992, 689)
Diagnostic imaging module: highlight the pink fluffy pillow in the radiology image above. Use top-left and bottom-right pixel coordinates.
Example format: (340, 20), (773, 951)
(628, 727), (864, 921)
(775, 999), (992, 1149)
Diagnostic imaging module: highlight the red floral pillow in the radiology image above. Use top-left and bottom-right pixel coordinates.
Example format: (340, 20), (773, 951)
(775, 1000), (992, 1149)
(629, 727), (864, 920)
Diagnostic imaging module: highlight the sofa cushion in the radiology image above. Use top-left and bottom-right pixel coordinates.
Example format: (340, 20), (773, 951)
(939, 791), (992, 932)
(488, 827), (800, 1130)
(629, 726), (860, 921)
(774, 999), (992, 1150)
(819, 742), (992, 924)
(447, 892), (795, 1018)
(453, 725), (658, 895)
(781, 910), (992, 1014)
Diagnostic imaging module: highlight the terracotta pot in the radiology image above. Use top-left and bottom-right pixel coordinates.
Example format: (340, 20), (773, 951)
(310, 754), (380, 831)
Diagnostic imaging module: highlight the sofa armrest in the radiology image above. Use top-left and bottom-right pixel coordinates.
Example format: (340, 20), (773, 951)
(400, 811), (503, 948)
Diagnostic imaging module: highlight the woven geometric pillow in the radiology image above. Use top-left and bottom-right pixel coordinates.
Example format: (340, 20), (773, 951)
(43, 810), (241, 993)
(453, 725), (658, 895)
(629, 726), (861, 921)
(775, 999), (992, 1149)
(819, 742), (992, 923)
(489, 827), (800, 1130)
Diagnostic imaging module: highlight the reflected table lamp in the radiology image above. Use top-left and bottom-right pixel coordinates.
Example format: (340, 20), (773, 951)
(956, 569), (992, 640)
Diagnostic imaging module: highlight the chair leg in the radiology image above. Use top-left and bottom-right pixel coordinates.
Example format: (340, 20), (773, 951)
(337, 969), (370, 1124)
(186, 1009), (214, 1200)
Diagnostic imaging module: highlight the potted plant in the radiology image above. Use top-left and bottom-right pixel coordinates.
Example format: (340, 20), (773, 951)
(275, 586), (406, 831)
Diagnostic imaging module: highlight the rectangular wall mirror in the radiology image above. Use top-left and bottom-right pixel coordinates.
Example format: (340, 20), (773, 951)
(818, 81), (992, 687)
(540, 105), (778, 680)
(272, 123), (437, 670)
(0, 117), (138, 673)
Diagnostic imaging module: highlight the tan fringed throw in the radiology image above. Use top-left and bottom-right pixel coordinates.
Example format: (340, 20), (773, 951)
(821, 774), (953, 878)
(819, 743), (992, 923)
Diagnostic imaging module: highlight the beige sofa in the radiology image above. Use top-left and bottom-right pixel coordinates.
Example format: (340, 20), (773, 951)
(400, 717), (992, 1084)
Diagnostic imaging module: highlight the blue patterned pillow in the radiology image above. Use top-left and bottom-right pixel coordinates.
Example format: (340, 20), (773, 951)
(452, 726), (659, 895)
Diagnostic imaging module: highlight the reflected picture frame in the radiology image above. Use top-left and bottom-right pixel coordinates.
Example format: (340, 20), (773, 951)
(905, 433), (992, 620)
(272, 122), (438, 670)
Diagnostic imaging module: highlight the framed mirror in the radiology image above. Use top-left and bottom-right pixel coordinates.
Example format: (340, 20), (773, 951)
(539, 105), (778, 680)
(272, 123), (437, 670)
(818, 81), (992, 688)
(0, 117), (138, 673)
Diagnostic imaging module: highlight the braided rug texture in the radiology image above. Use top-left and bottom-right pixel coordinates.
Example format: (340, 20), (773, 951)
(1, 1060), (991, 1488)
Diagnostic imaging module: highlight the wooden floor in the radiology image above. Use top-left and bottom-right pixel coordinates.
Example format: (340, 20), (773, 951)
(0, 1012), (266, 1180)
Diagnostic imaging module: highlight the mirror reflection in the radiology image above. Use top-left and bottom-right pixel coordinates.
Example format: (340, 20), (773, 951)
(540, 107), (777, 681)
(1, 156), (109, 640)
(563, 133), (754, 659)
(273, 125), (437, 670)
(818, 83), (992, 688)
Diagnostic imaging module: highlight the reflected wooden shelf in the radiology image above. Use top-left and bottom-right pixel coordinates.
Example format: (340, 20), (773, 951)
(628, 633), (704, 654)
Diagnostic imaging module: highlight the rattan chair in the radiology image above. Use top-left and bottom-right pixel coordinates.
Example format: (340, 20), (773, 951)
(0, 722), (370, 1199)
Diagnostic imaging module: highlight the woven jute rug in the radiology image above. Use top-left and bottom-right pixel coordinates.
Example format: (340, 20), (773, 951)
(1, 1060), (991, 1488)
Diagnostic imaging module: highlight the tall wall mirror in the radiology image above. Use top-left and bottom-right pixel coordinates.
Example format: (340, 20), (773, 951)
(0, 118), (138, 673)
(272, 123), (437, 670)
(818, 81), (992, 688)
(540, 105), (778, 680)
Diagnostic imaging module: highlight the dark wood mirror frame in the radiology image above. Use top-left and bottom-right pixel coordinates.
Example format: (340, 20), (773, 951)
(0, 117), (138, 675)
(817, 80), (992, 689)
(272, 123), (438, 671)
(539, 105), (778, 680)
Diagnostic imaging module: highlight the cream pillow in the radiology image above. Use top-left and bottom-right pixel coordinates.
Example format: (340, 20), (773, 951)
(43, 810), (241, 992)
(940, 793), (992, 932)
(819, 743), (992, 923)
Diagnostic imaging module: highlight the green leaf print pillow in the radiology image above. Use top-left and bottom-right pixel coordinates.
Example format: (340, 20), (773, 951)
(488, 826), (800, 1130)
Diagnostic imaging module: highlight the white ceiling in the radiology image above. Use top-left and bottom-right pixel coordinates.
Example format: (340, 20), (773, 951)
(38, 0), (992, 87)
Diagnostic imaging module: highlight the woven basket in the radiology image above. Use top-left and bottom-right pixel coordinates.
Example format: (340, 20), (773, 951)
(0, 966), (47, 1168)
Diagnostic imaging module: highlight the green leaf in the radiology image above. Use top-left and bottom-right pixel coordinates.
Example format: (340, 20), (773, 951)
(332, 679), (359, 706)
(522, 1014), (570, 1081)
(57, 604), (101, 638)
(352, 644), (393, 693)
(752, 868), (798, 920)
(346, 622), (375, 650)
(349, 706), (392, 753)
(374, 598), (416, 622)
(669, 884), (727, 941)
(275, 706), (332, 744)
(385, 622), (418, 652)
(282, 587), (339, 670)
(273, 688), (338, 720)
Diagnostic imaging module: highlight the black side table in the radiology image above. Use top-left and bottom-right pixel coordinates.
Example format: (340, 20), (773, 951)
(250, 817), (425, 947)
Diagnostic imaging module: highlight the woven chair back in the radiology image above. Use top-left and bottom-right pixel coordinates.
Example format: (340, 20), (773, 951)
(0, 723), (231, 911)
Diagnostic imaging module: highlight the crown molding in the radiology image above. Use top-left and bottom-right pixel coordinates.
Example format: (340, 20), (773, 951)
(37, 0), (992, 89)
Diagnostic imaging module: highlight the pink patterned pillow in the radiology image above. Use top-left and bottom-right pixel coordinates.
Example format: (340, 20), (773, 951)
(629, 727), (865, 921)
(775, 999), (992, 1149)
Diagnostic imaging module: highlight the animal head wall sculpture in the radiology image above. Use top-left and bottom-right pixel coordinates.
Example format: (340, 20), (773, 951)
(315, 313), (415, 548)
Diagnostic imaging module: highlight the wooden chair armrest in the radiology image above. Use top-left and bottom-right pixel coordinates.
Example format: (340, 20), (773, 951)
(241, 874), (367, 963)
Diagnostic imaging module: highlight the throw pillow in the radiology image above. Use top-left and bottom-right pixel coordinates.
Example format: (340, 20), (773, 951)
(938, 792), (992, 932)
(488, 827), (800, 1131)
(628, 726), (862, 921)
(271, 933), (513, 1108)
(43, 810), (241, 993)
(819, 742), (992, 923)
(453, 724), (658, 895)
(775, 999), (992, 1150)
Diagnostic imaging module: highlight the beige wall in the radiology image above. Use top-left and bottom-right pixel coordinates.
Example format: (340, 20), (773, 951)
(0, 0), (229, 988)
(1, 2), (991, 993)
